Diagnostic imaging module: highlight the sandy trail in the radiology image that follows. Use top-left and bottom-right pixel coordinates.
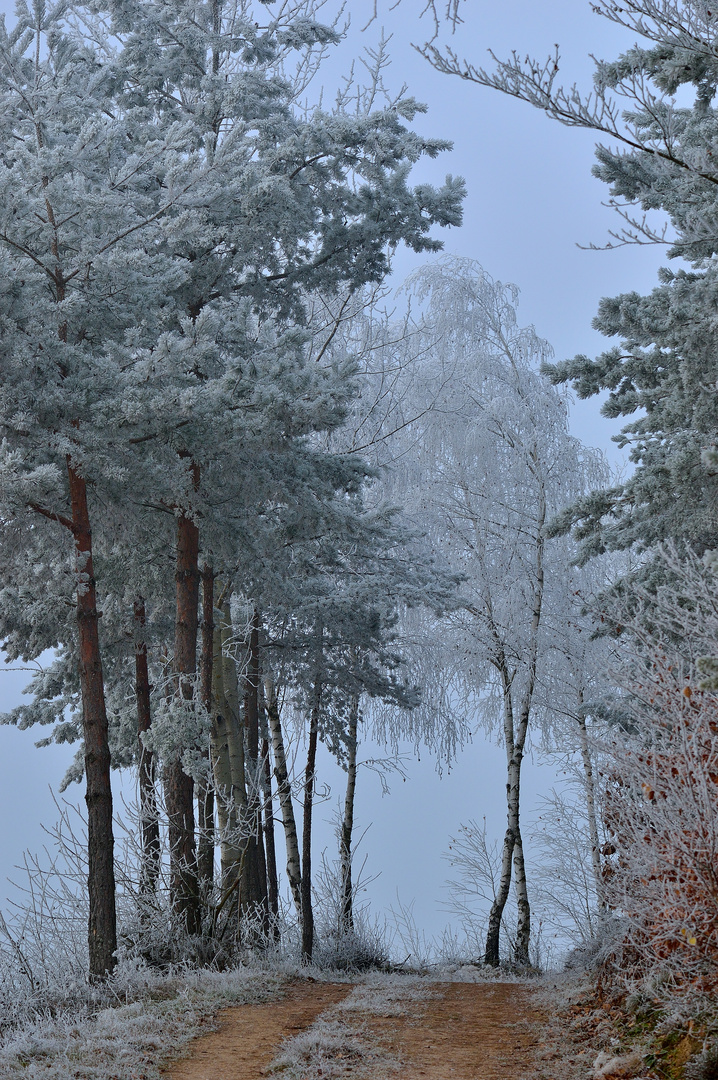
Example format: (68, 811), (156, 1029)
(165, 979), (544, 1080)
(163, 980), (351, 1080)
(378, 982), (543, 1079)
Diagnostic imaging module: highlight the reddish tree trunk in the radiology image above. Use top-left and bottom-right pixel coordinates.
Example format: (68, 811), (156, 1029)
(165, 501), (201, 936)
(67, 460), (117, 978)
(134, 598), (160, 895)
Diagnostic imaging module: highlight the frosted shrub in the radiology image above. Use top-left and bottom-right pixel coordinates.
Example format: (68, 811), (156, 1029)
(601, 652), (718, 1008)
(310, 851), (390, 972)
(312, 919), (390, 973)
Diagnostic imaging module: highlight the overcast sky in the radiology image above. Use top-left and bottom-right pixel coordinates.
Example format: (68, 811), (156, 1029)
(0, 0), (670, 951)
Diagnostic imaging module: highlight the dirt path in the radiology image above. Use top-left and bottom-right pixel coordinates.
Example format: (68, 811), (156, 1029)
(165, 979), (546, 1080)
(163, 980), (351, 1080)
(378, 982), (544, 1079)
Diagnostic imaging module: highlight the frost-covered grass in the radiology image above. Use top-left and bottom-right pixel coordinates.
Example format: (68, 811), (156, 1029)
(0, 963), (289, 1079)
(335, 971), (438, 1017)
(267, 973), (434, 1080)
(268, 1017), (393, 1080)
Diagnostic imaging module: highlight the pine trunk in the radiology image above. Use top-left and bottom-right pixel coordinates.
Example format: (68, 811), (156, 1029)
(196, 569), (215, 891)
(340, 694), (359, 932)
(134, 598), (160, 896)
(301, 681), (321, 963)
(67, 461), (117, 979)
(166, 505), (201, 936)
(264, 672), (302, 916)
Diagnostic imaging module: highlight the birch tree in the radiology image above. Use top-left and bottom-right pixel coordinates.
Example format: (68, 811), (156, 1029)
(385, 258), (604, 965)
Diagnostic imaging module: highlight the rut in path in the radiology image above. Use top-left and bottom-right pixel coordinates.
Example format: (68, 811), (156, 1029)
(164, 979), (545, 1080)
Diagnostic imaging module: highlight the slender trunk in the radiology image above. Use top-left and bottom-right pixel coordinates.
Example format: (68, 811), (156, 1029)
(340, 693), (360, 933)
(134, 598), (160, 896)
(261, 733), (280, 934)
(512, 484), (546, 966)
(301, 679), (321, 963)
(196, 568), (215, 891)
(244, 609), (269, 931)
(42, 168), (115, 978)
(217, 601), (249, 922)
(165, 500), (201, 936)
(209, 613), (239, 899)
(576, 693), (605, 915)
(485, 671), (517, 967)
(264, 672), (302, 916)
(510, 710), (530, 964)
(68, 463), (117, 979)
(513, 827), (530, 965)
(196, 784), (214, 896)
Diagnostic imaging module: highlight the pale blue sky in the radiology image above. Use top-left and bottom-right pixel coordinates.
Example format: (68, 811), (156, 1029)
(0, 0), (668, 948)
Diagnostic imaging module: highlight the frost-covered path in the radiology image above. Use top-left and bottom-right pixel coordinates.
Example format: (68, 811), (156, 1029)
(165, 978), (547, 1080)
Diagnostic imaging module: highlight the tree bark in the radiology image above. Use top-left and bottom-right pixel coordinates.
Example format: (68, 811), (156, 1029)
(196, 568), (215, 891)
(134, 598), (160, 896)
(511, 488), (545, 966)
(485, 483), (545, 968)
(340, 693), (360, 932)
(165, 499), (201, 936)
(301, 679), (321, 963)
(68, 462), (117, 979)
(215, 600), (249, 924)
(261, 733), (280, 934)
(209, 613), (239, 902)
(243, 609), (269, 934)
(264, 671), (302, 916)
(485, 672), (517, 967)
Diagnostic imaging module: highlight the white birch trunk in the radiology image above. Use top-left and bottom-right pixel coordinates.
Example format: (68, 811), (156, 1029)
(484, 479), (545, 967)
(263, 671), (303, 916)
(340, 693), (360, 932)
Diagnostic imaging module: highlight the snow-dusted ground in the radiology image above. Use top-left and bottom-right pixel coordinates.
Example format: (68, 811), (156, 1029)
(0, 964), (291, 1079)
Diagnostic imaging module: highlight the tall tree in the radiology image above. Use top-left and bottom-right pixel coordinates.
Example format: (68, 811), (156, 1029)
(0, 2), (194, 976)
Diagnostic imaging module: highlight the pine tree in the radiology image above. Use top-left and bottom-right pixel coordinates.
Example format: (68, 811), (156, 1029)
(423, 1), (718, 567)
